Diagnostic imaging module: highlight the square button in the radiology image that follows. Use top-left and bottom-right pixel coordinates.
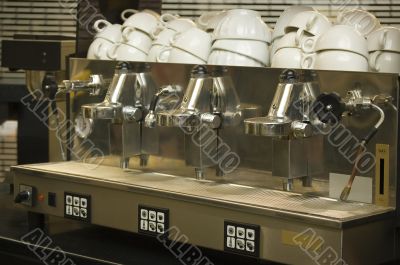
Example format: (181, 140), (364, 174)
(80, 208), (87, 218)
(80, 198), (87, 208)
(73, 197), (80, 207)
(246, 229), (255, 240)
(141, 209), (148, 220)
(66, 205), (72, 215)
(48, 192), (56, 207)
(246, 240), (255, 252)
(227, 237), (235, 248)
(140, 220), (148, 230)
(157, 212), (164, 223)
(157, 223), (164, 233)
(227, 225), (235, 237)
(73, 207), (80, 216)
(66, 195), (72, 205)
(149, 221), (156, 232)
(149, 211), (157, 221)
(237, 227), (245, 238)
(236, 239), (245, 250)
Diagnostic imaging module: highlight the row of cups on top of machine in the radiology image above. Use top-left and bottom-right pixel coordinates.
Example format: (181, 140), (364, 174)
(87, 8), (271, 66)
(87, 7), (400, 73)
(270, 6), (400, 73)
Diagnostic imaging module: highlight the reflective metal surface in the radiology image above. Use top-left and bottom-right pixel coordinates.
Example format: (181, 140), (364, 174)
(67, 59), (399, 208)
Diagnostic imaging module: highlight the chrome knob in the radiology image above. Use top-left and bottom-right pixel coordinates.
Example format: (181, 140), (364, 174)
(291, 121), (312, 138)
(123, 106), (142, 122)
(200, 113), (221, 129)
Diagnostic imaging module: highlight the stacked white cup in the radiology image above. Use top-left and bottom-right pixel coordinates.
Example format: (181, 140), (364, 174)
(107, 9), (163, 61)
(270, 6), (316, 61)
(208, 9), (272, 67)
(336, 8), (381, 38)
(367, 27), (400, 73)
(157, 27), (212, 64)
(148, 14), (196, 62)
(271, 10), (331, 68)
(301, 25), (369, 72)
(196, 10), (227, 33)
(87, 20), (122, 60)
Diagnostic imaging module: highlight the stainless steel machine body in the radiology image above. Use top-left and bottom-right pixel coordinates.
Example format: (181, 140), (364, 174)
(11, 59), (400, 265)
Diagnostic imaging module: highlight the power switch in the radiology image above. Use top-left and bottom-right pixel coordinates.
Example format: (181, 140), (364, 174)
(48, 192), (56, 207)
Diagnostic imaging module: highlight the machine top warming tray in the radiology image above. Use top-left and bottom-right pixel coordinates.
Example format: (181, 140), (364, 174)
(12, 161), (394, 229)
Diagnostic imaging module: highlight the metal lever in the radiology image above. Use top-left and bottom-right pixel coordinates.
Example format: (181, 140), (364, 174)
(61, 75), (105, 95)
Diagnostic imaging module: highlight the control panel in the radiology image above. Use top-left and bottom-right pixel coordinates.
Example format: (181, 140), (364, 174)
(64, 192), (91, 222)
(224, 221), (260, 257)
(138, 205), (169, 237)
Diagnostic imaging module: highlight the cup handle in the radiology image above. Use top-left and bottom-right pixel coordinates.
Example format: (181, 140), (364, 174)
(301, 53), (316, 69)
(121, 9), (139, 21)
(150, 23), (166, 39)
(157, 47), (172, 62)
(122, 27), (134, 41)
(306, 14), (317, 31)
(160, 13), (179, 24)
(169, 32), (181, 46)
(107, 44), (119, 60)
(379, 29), (388, 50)
(369, 51), (382, 72)
(94, 42), (104, 59)
(197, 11), (216, 28)
(301, 36), (317, 54)
(295, 28), (305, 46)
(93, 19), (111, 33)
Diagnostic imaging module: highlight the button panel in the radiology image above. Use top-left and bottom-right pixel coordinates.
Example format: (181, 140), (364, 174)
(224, 221), (260, 257)
(64, 192), (91, 222)
(138, 205), (169, 237)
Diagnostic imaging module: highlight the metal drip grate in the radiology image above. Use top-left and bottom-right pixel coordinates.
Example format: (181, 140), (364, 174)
(15, 161), (393, 222)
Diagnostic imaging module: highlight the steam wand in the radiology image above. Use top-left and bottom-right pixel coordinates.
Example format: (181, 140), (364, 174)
(340, 103), (385, 201)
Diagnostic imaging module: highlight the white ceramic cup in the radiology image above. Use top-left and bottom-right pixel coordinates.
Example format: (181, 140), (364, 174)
(272, 5), (316, 41)
(336, 8), (381, 37)
(301, 25), (368, 57)
(107, 43), (147, 61)
(87, 38), (114, 60)
(369, 51), (400, 73)
(197, 10), (227, 32)
(301, 50), (368, 71)
(121, 9), (163, 36)
(121, 28), (153, 53)
(208, 49), (265, 67)
(285, 11), (331, 37)
(211, 39), (270, 66)
(93, 19), (122, 43)
(271, 47), (303, 68)
(157, 47), (205, 64)
(171, 28), (212, 61)
(367, 27), (400, 52)
(213, 9), (272, 43)
(160, 14), (196, 33)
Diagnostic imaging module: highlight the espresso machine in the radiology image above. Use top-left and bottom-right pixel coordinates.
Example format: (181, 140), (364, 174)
(11, 59), (400, 265)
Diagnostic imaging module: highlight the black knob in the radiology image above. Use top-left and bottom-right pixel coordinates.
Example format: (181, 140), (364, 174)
(191, 65), (208, 76)
(116, 61), (132, 70)
(14, 190), (31, 203)
(279, 69), (299, 83)
(312, 93), (345, 123)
